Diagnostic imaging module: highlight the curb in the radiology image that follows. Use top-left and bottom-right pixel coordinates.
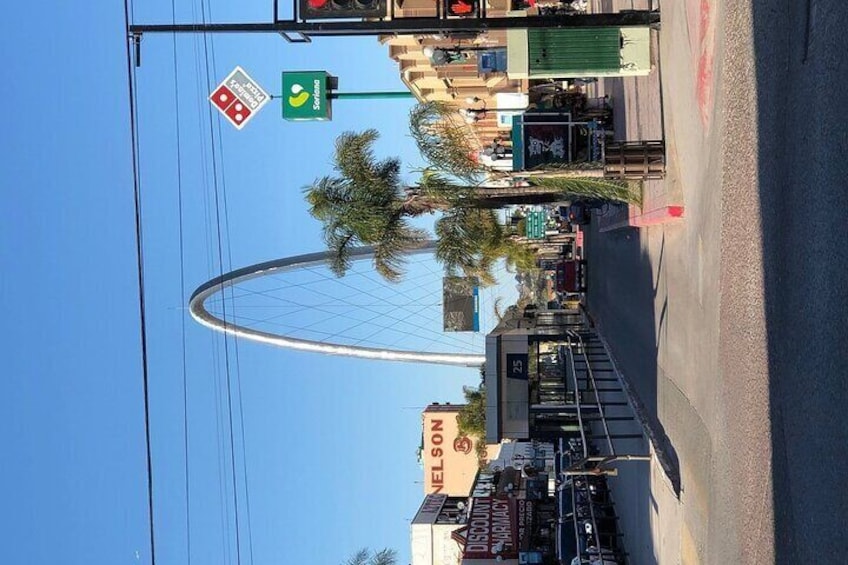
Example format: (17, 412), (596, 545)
(599, 204), (684, 232)
(593, 328), (682, 498)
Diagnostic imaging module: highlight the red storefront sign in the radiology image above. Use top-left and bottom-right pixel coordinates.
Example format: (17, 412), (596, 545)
(208, 66), (269, 130)
(463, 497), (518, 560)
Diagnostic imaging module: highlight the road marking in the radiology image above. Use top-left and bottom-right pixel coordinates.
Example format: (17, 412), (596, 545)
(695, 0), (717, 130)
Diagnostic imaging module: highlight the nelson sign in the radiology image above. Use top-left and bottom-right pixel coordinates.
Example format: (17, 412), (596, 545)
(423, 409), (486, 496)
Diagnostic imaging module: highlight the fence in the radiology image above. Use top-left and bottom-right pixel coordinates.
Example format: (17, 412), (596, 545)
(604, 140), (665, 180)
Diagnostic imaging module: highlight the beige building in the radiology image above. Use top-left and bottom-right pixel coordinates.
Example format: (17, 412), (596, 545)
(381, 4), (529, 148)
(420, 404), (500, 496)
(410, 494), (467, 565)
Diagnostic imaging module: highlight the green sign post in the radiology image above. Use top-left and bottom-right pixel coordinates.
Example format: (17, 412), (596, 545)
(282, 71), (332, 121)
(526, 211), (546, 239)
(281, 70), (414, 122)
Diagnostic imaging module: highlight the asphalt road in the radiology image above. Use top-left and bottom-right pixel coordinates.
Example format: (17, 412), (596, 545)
(722, 0), (848, 562)
(585, 0), (848, 562)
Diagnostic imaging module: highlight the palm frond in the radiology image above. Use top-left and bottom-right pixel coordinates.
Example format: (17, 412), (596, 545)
(528, 176), (641, 205)
(434, 207), (507, 285)
(344, 548), (371, 565)
(334, 129), (378, 179)
(409, 102), (486, 183)
(325, 228), (359, 277)
(416, 168), (473, 205)
(304, 176), (354, 221)
(372, 217), (428, 282)
(370, 548), (398, 565)
(334, 130), (403, 202)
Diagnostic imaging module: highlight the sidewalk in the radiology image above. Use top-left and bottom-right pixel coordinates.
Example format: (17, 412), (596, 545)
(587, 0), (686, 232)
(582, 0), (719, 563)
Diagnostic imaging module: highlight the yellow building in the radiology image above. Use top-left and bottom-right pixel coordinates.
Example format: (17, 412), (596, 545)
(381, 6), (529, 149)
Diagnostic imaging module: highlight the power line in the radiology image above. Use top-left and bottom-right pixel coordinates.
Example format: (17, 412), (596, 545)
(169, 1), (193, 562)
(123, 0), (157, 562)
(196, 4), (246, 561)
(182, 6), (233, 560)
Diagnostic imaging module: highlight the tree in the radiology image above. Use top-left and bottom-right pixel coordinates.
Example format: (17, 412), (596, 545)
(305, 128), (638, 282)
(435, 207), (535, 285)
(457, 385), (486, 439)
(408, 101), (639, 203)
(409, 101), (640, 206)
(345, 548), (397, 565)
(408, 101), (487, 183)
(304, 130), (431, 282)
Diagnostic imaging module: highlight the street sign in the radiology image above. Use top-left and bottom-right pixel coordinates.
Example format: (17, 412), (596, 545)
(282, 71), (332, 121)
(526, 211), (546, 239)
(209, 66), (270, 130)
(506, 353), (529, 380)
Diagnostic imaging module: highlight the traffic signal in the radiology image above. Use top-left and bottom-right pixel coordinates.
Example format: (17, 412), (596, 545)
(445, 0), (478, 17)
(299, 0), (387, 19)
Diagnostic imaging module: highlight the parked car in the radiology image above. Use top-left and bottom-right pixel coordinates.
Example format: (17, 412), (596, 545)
(563, 199), (612, 226)
(566, 201), (593, 225)
(556, 260), (587, 293)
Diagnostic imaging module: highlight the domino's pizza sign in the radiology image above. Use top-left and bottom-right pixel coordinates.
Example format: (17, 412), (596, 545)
(209, 66), (270, 130)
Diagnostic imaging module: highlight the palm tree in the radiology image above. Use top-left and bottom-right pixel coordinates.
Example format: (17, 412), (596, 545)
(457, 385), (486, 439)
(409, 101), (631, 183)
(409, 101), (640, 206)
(408, 101), (487, 183)
(304, 130), (433, 282)
(305, 129), (637, 282)
(345, 548), (397, 565)
(434, 207), (535, 285)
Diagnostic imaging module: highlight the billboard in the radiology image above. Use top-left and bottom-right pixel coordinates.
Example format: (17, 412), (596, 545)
(412, 494), (448, 525)
(455, 497), (534, 564)
(443, 276), (480, 332)
(422, 406), (490, 496)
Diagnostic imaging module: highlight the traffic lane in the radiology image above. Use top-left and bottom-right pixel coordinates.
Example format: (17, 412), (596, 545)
(755, 0), (848, 559)
(721, 0), (848, 560)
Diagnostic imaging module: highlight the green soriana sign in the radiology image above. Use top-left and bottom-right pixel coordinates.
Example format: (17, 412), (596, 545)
(282, 71), (332, 121)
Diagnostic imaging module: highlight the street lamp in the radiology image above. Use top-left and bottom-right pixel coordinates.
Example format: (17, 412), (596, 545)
(423, 46), (466, 65)
(458, 107), (486, 123)
(422, 45), (490, 66)
(458, 96), (490, 123)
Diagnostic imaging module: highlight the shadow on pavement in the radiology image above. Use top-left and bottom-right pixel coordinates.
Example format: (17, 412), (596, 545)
(747, 0), (848, 561)
(583, 215), (681, 562)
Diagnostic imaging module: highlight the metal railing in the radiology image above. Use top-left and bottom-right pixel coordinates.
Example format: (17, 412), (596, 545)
(549, 325), (650, 564)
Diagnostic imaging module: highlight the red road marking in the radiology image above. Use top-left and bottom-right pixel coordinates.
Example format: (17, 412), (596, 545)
(696, 0), (716, 130)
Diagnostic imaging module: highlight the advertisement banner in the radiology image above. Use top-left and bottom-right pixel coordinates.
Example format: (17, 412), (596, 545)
(516, 499), (534, 550)
(209, 66), (269, 130)
(463, 497), (519, 560)
(443, 276), (480, 332)
(412, 494), (448, 524)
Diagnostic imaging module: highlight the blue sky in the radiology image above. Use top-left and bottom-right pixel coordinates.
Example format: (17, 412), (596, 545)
(0, 1), (508, 564)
